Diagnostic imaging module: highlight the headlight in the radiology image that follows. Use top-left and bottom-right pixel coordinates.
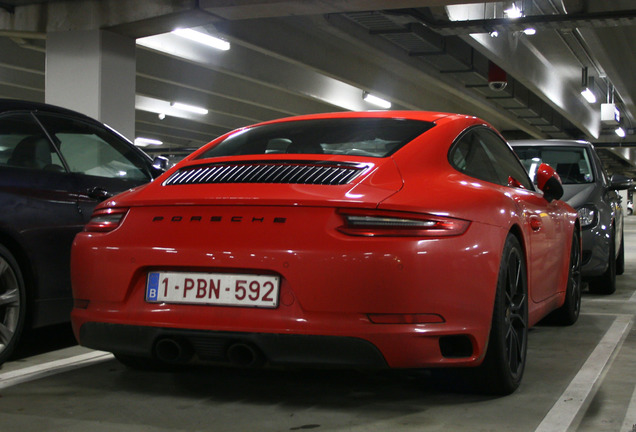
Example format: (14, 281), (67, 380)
(577, 205), (598, 228)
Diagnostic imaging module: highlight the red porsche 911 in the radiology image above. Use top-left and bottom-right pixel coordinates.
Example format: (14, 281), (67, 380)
(71, 111), (580, 395)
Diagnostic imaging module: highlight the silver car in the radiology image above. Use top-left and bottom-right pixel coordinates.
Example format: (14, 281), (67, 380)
(511, 140), (630, 295)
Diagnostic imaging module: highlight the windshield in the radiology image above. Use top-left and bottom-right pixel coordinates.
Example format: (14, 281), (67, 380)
(513, 145), (594, 185)
(196, 118), (435, 159)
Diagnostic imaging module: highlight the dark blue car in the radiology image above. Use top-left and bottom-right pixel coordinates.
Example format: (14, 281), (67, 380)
(0, 99), (166, 364)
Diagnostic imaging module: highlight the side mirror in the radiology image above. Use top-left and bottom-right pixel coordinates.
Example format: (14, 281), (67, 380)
(152, 155), (170, 172)
(609, 173), (633, 191)
(536, 163), (564, 202)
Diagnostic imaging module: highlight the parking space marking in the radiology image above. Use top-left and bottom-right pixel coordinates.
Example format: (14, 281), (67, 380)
(0, 351), (113, 390)
(621, 383), (636, 432)
(534, 315), (633, 432)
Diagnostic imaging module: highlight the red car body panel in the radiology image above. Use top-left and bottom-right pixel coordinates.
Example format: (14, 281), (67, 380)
(71, 111), (578, 369)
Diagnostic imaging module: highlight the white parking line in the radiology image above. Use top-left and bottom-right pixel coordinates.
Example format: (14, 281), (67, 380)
(0, 351), (114, 390)
(621, 384), (636, 432)
(534, 315), (633, 432)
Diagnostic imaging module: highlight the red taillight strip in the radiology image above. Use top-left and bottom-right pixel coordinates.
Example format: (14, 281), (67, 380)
(337, 209), (470, 237)
(84, 208), (129, 233)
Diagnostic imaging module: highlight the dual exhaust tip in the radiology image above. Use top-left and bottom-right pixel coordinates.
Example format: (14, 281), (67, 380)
(154, 337), (264, 367)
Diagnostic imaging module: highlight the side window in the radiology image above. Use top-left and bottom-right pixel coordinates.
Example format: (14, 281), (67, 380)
(449, 129), (501, 184)
(476, 129), (535, 190)
(35, 113), (151, 181)
(0, 112), (65, 172)
(590, 148), (608, 186)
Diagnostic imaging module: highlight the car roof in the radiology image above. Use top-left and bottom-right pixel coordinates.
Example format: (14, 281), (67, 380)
(0, 98), (94, 121)
(249, 110), (470, 127)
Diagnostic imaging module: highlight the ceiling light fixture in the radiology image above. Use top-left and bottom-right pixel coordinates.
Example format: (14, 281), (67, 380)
(581, 88), (596, 104)
(172, 28), (231, 51)
(135, 137), (163, 147)
(504, 3), (523, 19)
(522, 27), (536, 35)
(580, 68), (596, 104)
(363, 91), (392, 109)
(171, 102), (209, 115)
(615, 127), (626, 138)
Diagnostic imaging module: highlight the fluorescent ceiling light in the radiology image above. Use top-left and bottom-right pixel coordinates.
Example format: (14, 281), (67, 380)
(615, 127), (626, 138)
(504, 4), (523, 19)
(581, 88), (596, 104)
(363, 92), (392, 109)
(135, 137), (163, 147)
(172, 28), (230, 51)
(523, 27), (536, 35)
(171, 102), (209, 115)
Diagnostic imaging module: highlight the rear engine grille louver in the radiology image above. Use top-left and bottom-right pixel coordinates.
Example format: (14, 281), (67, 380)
(163, 161), (369, 186)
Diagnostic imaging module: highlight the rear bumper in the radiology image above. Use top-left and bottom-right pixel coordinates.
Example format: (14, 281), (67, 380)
(79, 322), (388, 368)
(71, 205), (505, 369)
(74, 317), (484, 368)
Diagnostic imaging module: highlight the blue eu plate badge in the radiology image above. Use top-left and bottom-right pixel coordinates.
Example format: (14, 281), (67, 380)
(146, 272), (160, 301)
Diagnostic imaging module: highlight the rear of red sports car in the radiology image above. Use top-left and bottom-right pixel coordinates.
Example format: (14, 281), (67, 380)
(70, 112), (537, 374)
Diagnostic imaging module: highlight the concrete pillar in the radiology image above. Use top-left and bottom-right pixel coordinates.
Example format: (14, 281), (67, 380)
(45, 29), (136, 140)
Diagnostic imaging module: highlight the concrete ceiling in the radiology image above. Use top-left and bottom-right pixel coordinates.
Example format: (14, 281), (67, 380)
(1, 0), (636, 174)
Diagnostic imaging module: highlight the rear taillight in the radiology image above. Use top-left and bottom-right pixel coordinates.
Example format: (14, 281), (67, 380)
(84, 208), (129, 233)
(337, 209), (470, 237)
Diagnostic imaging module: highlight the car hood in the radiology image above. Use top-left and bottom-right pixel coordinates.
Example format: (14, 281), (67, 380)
(562, 183), (596, 209)
(99, 157), (405, 210)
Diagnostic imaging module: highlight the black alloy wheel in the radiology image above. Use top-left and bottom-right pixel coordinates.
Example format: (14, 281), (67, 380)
(0, 245), (26, 365)
(549, 230), (582, 325)
(477, 234), (528, 395)
(589, 227), (617, 295)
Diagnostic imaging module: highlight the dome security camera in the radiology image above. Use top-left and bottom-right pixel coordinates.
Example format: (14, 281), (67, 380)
(489, 81), (508, 91)
(488, 62), (508, 92)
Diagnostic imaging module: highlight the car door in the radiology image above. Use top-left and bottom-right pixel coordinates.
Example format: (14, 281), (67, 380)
(0, 111), (86, 325)
(470, 128), (567, 302)
(33, 112), (156, 223)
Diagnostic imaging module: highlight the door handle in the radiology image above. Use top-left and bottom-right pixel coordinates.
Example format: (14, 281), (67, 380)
(86, 187), (112, 201)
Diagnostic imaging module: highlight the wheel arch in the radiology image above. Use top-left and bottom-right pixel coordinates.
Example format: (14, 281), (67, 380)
(507, 223), (527, 264)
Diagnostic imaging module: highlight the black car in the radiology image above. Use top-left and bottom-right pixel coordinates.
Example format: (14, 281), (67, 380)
(0, 99), (166, 364)
(511, 140), (630, 295)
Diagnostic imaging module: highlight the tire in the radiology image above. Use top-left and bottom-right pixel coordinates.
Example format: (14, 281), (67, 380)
(616, 228), (625, 276)
(0, 244), (27, 365)
(548, 230), (582, 326)
(588, 229), (616, 295)
(476, 234), (528, 395)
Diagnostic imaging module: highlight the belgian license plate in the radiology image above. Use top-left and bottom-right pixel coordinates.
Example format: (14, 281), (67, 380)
(146, 271), (280, 308)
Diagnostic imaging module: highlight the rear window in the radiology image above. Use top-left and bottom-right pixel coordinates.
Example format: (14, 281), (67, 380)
(196, 118), (435, 159)
(513, 145), (594, 184)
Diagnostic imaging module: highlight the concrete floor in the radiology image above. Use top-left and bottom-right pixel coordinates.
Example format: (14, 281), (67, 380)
(1, 218), (636, 432)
